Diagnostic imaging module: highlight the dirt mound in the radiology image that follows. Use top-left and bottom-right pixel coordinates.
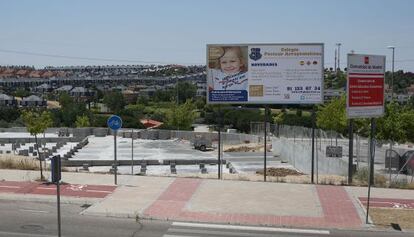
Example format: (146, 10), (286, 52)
(256, 167), (303, 177)
(224, 143), (271, 152)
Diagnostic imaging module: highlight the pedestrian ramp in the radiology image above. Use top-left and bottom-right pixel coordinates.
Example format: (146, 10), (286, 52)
(163, 222), (330, 237)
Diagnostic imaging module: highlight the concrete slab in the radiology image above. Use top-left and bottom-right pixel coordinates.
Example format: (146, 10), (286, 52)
(82, 177), (174, 218)
(186, 180), (323, 217)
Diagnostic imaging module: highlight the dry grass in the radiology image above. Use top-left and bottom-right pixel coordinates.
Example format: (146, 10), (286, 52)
(175, 172), (345, 185)
(370, 208), (414, 230)
(0, 155), (40, 170)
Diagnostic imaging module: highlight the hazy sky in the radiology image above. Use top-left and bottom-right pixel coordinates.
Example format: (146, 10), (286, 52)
(0, 0), (413, 71)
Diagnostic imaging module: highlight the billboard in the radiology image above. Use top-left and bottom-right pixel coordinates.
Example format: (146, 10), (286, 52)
(206, 43), (324, 104)
(347, 54), (385, 118)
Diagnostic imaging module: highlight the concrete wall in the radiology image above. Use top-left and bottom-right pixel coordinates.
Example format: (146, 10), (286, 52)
(272, 137), (348, 176)
(1, 127), (260, 146)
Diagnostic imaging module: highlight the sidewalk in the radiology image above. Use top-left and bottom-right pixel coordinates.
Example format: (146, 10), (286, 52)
(1, 169), (414, 230)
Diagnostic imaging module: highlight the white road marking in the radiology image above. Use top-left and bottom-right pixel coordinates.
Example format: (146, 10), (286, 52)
(85, 190), (112, 193)
(36, 187), (55, 190)
(19, 209), (49, 214)
(0, 230), (55, 237)
(0, 185), (20, 189)
(172, 222), (330, 235)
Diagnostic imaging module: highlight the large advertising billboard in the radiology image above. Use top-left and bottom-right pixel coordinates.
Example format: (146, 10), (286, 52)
(206, 43), (324, 104)
(347, 54), (385, 118)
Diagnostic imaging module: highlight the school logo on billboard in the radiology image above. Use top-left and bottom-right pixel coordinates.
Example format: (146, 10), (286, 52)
(249, 48), (262, 61)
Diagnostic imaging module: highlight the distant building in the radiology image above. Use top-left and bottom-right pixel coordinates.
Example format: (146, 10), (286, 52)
(20, 95), (47, 108)
(0, 93), (17, 107)
(34, 83), (53, 93)
(323, 89), (344, 101)
(55, 85), (73, 94)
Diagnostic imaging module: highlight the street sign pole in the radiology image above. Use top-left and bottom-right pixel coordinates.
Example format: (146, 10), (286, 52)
(346, 54), (384, 224)
(114, 129), (117, 185)
(107, 115), (122, 185)
(366, 118), (376, 224)
(56, 178), (61, 237)
(51, 155), (62, 237)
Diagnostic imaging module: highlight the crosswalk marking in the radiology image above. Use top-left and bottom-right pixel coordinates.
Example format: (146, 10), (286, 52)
(171, 222), (330, 235)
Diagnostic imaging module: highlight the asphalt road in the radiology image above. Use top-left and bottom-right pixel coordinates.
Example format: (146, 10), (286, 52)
(0, 200), (411, 237)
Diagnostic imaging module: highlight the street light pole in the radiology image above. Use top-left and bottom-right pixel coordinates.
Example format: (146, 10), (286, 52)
(387, 46), (395, 100)
(336, 43), (342, 71)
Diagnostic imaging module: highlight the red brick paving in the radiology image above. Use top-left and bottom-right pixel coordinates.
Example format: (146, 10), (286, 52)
(0, 181), (115, 198)
(143, 179), (363, 228)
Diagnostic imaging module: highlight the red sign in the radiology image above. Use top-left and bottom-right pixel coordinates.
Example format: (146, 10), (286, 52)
(348, 74), (384, 107)
(347, 54), (385, 118)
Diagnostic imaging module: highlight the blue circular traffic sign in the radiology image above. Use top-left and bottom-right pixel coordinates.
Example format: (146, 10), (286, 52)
(107, 115), (122, 130)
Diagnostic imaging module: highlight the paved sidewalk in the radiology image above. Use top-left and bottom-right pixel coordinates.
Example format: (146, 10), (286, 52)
(1, 169), (414, 230)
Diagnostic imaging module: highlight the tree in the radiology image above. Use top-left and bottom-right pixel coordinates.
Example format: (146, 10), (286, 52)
(316, 95), (347, 134)
(376, 102), (407, 144)
(75, 115), (90, 127)
(22, 110), (51, 180)
(165, 100), (197, 130)
(176, 81), (197, 103)
(103, 91), (126, 113)
(58, 92), (74, 108)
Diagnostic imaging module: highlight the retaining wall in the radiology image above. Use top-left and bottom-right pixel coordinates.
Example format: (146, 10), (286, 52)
(272, 137), (348, 175)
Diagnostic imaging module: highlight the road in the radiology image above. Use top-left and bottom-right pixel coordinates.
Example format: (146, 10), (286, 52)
(0, 200), (411, 237)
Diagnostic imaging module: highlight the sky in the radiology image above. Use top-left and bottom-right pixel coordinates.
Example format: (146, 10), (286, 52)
(0, 0), (413, 71)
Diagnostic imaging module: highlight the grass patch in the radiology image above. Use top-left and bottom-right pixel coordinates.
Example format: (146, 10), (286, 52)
(353, 167), (387, 188)
(370, 208), (414, 230)
(0, 155), (39, 170)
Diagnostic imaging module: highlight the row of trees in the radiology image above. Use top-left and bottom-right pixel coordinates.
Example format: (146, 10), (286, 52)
(316, 96), (414, 143)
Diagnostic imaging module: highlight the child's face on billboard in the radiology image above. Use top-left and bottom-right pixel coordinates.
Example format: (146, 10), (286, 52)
(219, 49), (243, 75)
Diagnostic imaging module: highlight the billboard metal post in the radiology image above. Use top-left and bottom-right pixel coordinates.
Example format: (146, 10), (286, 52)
(131, 129), (134, 175)
(348, 119), (354, 184)
(311, 108), (315, 184)
(264, 106), (268, 182)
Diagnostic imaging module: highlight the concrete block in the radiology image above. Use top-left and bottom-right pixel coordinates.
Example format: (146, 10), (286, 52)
(93, 128), (108, 137)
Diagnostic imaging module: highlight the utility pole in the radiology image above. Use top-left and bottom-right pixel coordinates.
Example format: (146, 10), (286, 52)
(387, 46), (395, 100)
(336, 43), (342, 71)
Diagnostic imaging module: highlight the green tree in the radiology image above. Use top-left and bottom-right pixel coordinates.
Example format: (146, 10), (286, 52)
(316, 96), (347, 134)
(103, 91), (126, 113)
(376, 102), (407, 144)
(58, 92), (74, 108)
(75, 115), (90, 127)
(22, 110), (51, 180)
(176, 81), (197, 103)
(165, 100), (197, 130)
(400, 109), (414, 142)
(13, 88), (30, 98)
